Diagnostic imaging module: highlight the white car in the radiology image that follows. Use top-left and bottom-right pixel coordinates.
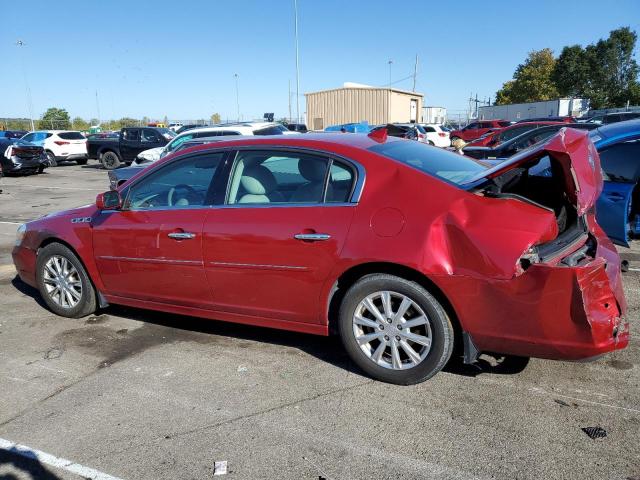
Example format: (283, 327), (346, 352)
(168, 122), (183, 132)
(20, 130), (88, 166)
(134, 122), (299, 165)
(419, 124), (451, 148)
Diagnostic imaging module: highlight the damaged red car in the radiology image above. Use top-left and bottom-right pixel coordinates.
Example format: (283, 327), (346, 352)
(12, 128), (628, 384)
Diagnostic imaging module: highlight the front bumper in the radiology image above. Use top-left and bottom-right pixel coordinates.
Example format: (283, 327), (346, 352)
(437, 243), (628, 361)
(12, 244), (37, 288)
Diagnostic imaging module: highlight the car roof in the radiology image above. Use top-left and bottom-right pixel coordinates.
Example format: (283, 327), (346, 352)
(591, 118), (640, 147)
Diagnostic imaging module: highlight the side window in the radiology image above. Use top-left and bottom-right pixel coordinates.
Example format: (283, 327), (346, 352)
(141, 129), (160, 143)
(423, 126), (436, 133)
(222, 131), (240, 136)
(465, 123), (478, 130)
(599, 141), (640, 181)
(326, 161), (355, 202)
(227, 150), (332, 204)
(125, 153), (224, 210)
(501, 126), (529, 142)
(123, 129), (140, 142)
(166, 134), (194, 153)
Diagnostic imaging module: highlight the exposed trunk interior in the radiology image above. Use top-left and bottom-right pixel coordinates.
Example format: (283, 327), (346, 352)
(476, 154), (591, 265)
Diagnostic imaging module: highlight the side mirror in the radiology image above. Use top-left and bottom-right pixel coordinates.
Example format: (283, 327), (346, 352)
(96, 190), (122, 210)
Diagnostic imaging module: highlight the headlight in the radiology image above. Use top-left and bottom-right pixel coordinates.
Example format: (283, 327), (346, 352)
(15, 224), (26, 246)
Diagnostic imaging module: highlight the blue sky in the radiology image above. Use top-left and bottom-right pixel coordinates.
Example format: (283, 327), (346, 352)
(2, 0), (639, 123)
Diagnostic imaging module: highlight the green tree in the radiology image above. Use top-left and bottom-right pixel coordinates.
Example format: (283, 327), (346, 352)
(495, 49), (558, 105)
(210, 113), (221, 124)
(39, 107), (71, 129)
(553, 27), (640, 109)
(72, 117), (90, 131)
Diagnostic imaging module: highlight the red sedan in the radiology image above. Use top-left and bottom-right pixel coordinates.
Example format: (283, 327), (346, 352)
(12, 129), (628, 384)
(449, 119), (511, 142)
(467, 121), (568, 147)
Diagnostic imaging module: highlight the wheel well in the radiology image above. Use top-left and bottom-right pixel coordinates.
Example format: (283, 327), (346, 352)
(327, 262), (463, 348)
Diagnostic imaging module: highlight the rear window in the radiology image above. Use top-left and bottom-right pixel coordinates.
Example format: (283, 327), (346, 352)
(253, 125), (287, 135)
(58, 131), (85, 140)
(498, 121), (511, 127)
(369, 140), (488, 186)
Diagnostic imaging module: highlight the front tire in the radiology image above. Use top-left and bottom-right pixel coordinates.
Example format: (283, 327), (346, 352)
(36, 243), (97, 318)
(46, 151), (57, 167)
(100, 151), (121, 170)
(338, 274), (454, 385)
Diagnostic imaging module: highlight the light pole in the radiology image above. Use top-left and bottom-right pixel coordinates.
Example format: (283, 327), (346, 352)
(234, 73), (240, 122)
(293, 0), (301, 125)
(16, 40), (35, 131)
(388, 59), (393, 87)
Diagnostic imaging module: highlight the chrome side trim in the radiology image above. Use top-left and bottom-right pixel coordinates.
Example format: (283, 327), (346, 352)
(294, 233), (331, 241)
(210, 202), (356, 210)
(207, 261), (308, 271)
(97, 255), (202, 266)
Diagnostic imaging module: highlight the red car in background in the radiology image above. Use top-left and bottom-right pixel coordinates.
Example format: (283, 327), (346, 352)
(467, 121), (568, 147)
(12, 129), (628, 385)
(450, 119), (511, 142)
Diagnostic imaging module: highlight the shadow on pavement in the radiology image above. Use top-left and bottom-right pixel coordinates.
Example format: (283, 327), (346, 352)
(0, 448), (62, 480)
(10, 275), (530, 380)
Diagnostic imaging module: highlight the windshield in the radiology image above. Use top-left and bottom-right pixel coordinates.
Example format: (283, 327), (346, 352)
(369, 139), (488, 186)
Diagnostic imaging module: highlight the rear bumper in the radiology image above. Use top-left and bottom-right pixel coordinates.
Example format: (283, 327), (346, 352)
(56, 153), (87, 161)
(12, 245), (37, 288)
(438, 243), (629, 361)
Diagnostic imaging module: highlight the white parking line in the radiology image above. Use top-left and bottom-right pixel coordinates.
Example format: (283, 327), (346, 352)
(0, 437), (124, 480)
(0, 221), (22, 225)
(0, 184), (100, 191)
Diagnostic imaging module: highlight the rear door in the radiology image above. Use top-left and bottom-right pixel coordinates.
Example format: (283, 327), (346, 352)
(119, 129), (140, 162)
(92, 151), (227, 307)
(596, 140), (640, 246)
(202, 149), (357, 324)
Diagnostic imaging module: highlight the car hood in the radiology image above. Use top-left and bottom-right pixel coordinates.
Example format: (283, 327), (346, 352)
(137, 146), (164, 161)
(37, 204), (97, 221)
(462, 128), (602, 216)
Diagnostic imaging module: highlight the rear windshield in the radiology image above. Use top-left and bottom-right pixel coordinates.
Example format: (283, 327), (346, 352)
(368, 140), (488, 186)
(58, 131), (85, 140)
(253, 125), (287, 135)
(498, 121), (512, 127)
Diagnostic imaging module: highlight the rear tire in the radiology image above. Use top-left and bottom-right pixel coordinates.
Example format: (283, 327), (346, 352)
(427, 140), (435, 146)
(46, 151), (57, 167)
(36, 243), (97, 318)
(338, 274), (454, 385)
(100, 151), (121, 170)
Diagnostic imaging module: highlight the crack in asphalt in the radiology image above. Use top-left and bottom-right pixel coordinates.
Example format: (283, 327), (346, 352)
(165, 379), (374, 440)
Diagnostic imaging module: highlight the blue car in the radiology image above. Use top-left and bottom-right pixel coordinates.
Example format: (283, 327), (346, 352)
(590, 119), (640, 247)
(325, 122), (371, 133)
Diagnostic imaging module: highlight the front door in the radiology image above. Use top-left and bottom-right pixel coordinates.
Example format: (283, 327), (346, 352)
(202, 149), (357, 324)
(92, 151), (226, 307)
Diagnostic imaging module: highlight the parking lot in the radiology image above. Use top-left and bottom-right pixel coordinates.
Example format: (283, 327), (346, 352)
(0, 163), (638, 479)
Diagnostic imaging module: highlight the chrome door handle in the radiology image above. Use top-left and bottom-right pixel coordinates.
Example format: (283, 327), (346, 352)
(168, 232), (196, 240)
(294, 233), (331, 241)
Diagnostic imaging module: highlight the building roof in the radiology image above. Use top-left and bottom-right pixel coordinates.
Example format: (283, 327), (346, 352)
(305, 85), (423, 97)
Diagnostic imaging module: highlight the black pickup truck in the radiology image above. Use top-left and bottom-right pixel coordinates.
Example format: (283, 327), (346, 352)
(87, 127), (175, 169)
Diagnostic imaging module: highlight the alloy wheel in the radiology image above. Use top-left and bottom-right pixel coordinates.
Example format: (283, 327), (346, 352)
(352, 290), (432, 370)
(42, 255), (82, 309)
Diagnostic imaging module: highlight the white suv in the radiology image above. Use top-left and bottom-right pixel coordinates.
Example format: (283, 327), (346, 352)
(21, 130), (88, 166)
(135, 122), (298, 164)
(418, 124), (451, 147)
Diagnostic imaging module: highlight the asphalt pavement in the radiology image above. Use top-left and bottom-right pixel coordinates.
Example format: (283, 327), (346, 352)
(0, 163), (638, 479)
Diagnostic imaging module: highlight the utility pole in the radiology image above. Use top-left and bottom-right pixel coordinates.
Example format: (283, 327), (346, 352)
(16, 40), (35, 131)
(288, 79), (292, 123)
(293, 0), (301, 124)
(412, 55), (418, 92)
(234, 73), (240, 122)
(388, 59), (393, 86)
(95, 90), (101, 127)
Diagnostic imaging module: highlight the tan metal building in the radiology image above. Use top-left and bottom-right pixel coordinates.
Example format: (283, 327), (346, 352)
(305, 84), (424, 130)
